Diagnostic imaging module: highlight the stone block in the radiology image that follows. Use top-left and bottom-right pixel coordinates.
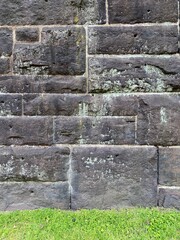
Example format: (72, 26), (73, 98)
(0, 146), (69, 182)
(137, 94), (180, 146)
(0, 94), (22, 116)
(0, 58), (10, 74)
(54, 116), (135, 144)
(159, 147), (180, 186)
(108, 0), (178, 24)
(0, 28), (12, 57)
(16, 28), (39, 42)
(88, 25), (178, 54)
(0, 117), (53, 145)
(71, 146), (157, 209)
(0, 0), (105, 25)
(89, 56), (180, 93)
(158, 187), (180, 209)
(0, 182), (70, 210)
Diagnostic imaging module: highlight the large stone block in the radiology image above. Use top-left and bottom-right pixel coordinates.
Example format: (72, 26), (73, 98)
(0, 0), (105, 25)
(89, 56), (180, 93)
(71, 146), (157, 209)
(108, 0), (178, 24)
(0, 28), (12, 57)
(14, 27), (86, 75)
(0, 94), (22, 116)
(137, 94), (180, 146)
(88, 25), (178, 54)
(0, 182), (70, 210)
(0, 75), (86, 93)
(0, 146), (69, 182)
(54, 116), (135, 144)
(0, 117), (53, 145)
(158, 187), (180, 209)
(159, 147), (180, 186)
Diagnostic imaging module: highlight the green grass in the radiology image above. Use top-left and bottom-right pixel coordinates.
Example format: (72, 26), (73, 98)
(0, 208), (179, 240)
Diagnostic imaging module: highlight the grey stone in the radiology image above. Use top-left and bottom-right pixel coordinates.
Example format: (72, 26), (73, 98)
(0, 146), (69, 182)
(159, 147), (180, 186)
(71, 146), (157, 209)
(0, 182), (70, 210)
(108, 0), (178, 24)
(0, 58), (10, 74)
(0, 28), (13, 57)
(54, 116), (135, 144)
(88, 25), (178, 54)
(89, 56), (180, 93)
(158, 187), (180, 209)
(0, 0), (106, 25)
(0, 94), (22, 116)
(16, 28), (39, 42)
(0, 117), (53, 145)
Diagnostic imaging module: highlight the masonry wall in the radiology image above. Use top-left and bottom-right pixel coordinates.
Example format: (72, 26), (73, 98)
(0, 0), (179, 210)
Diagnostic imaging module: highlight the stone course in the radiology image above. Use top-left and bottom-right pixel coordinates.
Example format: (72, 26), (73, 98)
(0, 0), (179, 210)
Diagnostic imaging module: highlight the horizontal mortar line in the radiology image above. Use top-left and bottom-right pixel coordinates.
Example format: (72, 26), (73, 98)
(0, 181), (68, 184)
(88, 54), (180, 58)
(0, 74), (86, 78)
(158, 146), (180, 148)
(0, 24), (87, 29)
(158, 185), (180, 190)
(88, 22), (178, 27)
(53, 144), (157, 148)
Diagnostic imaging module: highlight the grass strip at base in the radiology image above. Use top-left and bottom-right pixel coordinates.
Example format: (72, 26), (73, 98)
(0, 208), (179, 240)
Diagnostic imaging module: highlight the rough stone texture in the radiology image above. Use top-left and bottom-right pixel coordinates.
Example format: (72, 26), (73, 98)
(0, 28), (13, 57)
(16, 28), (39, 42)
(88, 25), (178, 54)
(0, 117), (53, 145)
(108, 0), (178, 24)
(159, 147), (180, 186)
(0, 58), (10, 74)
(89, 56), (180, 93)
(54, 116), (135, 144)
(0, 0), (106, 25)
(137, 94), (180, 146)
(14, 27), (86, 75)
(0, 76), (86, 93)
(0, 94), (22, 116)
(0, 146), (69, 182)
(71, 146), (157, 209)
(158, 187), (180, 209)
(0, 182), (70, 210)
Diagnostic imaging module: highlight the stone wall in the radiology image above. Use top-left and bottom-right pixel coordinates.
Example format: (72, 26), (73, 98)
(0, 0), (179, 210)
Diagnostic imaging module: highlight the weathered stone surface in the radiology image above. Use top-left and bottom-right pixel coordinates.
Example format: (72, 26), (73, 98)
(0, 0), (105, 25)
(71, 146), (157, 209)
(16, 28), (39, 42)
(14, 27), (86, 75)
(108, 0), (178, 24)
(0, 28), (12, 57)
(0, 146), (69, 181)
(0, 94), (22, 116)
(88, 25), (178, 54)
(0, 76), (86, 93)
(54, 116), (135, 144)
(159, 147), (180, 186)
(137, 94), (180, 146)
(0, 117), (53, 145)
(0, 58), (10, 74)
(89, 56), (180, 93)
(0, 182), (69, 210)
(23, 94), (91, 116)
(158, 187), (180, 209)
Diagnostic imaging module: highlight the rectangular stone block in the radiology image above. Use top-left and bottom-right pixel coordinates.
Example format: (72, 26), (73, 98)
(0, 146), (69, 182)
(137, 94), (180, 146)
(88, 25), (178, 54)
(0, 94), (22, 116)
(0, 28), (12, 57)
(71, 146), (157, 209)
(0, 76), (86, 93)
(54, 116), (135, 144)
(108, 0), (178, 24)
(159, 147), (180, 186)
(0, 117), (53, 145)
(0, 58), (10, 74)
(0, 0), (105, 25)
(0, 182), (69, 210)
(16, 28), (39, 42)
(14, 27), (86, 75)
(158, 187), (180, 209)
(89, 56), (180, 93)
